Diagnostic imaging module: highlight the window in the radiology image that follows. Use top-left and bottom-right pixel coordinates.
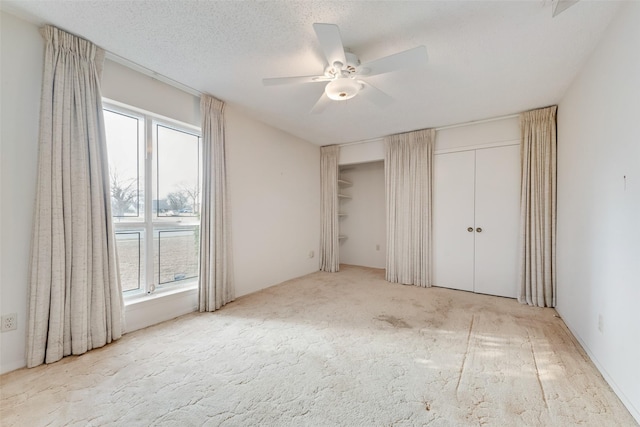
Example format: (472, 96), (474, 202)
(104, 102), (201, 296)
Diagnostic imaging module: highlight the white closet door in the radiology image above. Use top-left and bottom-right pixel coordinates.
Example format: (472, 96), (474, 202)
(433, 151), (475, 292)
(474, 145), (520, 298)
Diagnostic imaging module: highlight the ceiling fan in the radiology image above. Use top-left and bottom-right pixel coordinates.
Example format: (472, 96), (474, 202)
(262, 23), (428, 113)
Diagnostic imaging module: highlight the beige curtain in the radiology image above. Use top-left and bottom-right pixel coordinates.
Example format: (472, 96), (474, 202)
(27, 26), (124, 368)
(385, 129), (435, 287)
(199, 95), (234, 311)
(320, 145), (340, 272)
(519, 106), (557, 307)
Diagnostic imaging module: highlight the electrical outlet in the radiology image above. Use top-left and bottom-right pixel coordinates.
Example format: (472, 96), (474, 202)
(376, 244), (380, 251)
(308, 250), (315, 259)
(1, 313), (17, 332)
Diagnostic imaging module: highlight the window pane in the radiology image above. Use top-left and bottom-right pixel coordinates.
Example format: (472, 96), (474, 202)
(155, 125), (200, 218)
(115, 231), (142, 292)
(104, 110), (144, 220)
(154, 227), (200, 285)
(104, 103), (202, 296)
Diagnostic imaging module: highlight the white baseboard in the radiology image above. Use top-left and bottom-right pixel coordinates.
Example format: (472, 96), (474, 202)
(557, 310), (640, 423)
(0, 359), (26, 374)
(0, 289), (198, 375)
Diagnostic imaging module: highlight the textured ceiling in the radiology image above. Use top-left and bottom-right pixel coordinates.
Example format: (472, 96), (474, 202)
(1, 1), (623, 145)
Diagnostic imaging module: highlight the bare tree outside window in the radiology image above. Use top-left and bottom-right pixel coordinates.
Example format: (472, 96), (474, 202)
(110, 170), (138, 217)
(166, 191), (189, 213)
(178, 183), (200, 215)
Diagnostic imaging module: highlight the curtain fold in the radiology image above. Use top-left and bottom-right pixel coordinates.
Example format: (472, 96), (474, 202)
(199, 95), (234, 312)
(385, 128), (435, 287)
(27, 25), (124, 368)
(319, 145), (340, 272)
(518, 105), (557, 307)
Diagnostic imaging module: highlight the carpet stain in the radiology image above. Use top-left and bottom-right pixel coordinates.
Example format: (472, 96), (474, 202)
(376, 314), (411, 328)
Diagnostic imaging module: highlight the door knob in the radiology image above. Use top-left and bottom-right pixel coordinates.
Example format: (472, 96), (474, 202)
(476, 227), (482, 233)
(467, 227), (474, 232)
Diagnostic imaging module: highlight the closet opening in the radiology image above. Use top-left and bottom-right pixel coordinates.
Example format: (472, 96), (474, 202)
(338, 161), (385, 269)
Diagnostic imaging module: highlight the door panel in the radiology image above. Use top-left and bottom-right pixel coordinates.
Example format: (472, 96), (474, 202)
(474, 145), (520, 298)
(433, 151), (475, 292)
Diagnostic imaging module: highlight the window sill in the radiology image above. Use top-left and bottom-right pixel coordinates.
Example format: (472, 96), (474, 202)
(124, 283), (198, 308)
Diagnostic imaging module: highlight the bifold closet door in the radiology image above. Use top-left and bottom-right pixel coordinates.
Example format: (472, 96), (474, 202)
(433, 145), (520, 298)
(433, 150), (475, 292)
(474, 145), (520, 298)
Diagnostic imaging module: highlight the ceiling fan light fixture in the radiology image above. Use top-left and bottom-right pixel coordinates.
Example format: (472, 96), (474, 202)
(325, 78), (361, 101)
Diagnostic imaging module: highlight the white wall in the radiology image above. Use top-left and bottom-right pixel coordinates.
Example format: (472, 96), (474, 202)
(104, 58), (322, 300)
(339, 139), (384, 165)
(0, 11), (320, 373)
(102, 59), (200, 127)
(435, 117), (519, 152)
(556, 2), (640, 421)
(0, 11), (43, 374)
(338, 117), (519, 166)
(226, 105), (320, 297)
(339, 162), (386, 269)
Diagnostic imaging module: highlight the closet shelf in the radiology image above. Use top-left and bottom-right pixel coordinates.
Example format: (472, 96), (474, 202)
(338, 179), (352, 186)
(338, 235), (348, 240)
(338, 194), (351, 199)
(338, 213), (348, 217)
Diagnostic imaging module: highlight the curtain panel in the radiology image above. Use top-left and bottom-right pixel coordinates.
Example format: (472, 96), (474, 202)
(319, 145), (340, 272)
(518, 105), (557, 307)
(384, 128), (435, 287)
(198, 95), (234, 312)
(27, 25), (124, 368)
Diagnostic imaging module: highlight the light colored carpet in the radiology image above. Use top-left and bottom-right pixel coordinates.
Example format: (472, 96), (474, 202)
(1, 265), (636, 426)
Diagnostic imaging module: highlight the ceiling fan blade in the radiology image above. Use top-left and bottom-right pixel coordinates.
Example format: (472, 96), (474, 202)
(310, 91), (332, 114)
(358, 81), (393, 107)
(553, 0), (580, 17)
(313, 23), (347, 67)
(263, 75), (329, 86)
(358, 45), (428, 77)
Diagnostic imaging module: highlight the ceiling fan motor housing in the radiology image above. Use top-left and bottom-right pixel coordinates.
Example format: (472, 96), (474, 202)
(344, 51), (360, 74)
(325, 51), (361, 78)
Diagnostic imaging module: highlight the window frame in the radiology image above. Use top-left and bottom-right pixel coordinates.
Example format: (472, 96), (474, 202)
(103, 99), (202, 300)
